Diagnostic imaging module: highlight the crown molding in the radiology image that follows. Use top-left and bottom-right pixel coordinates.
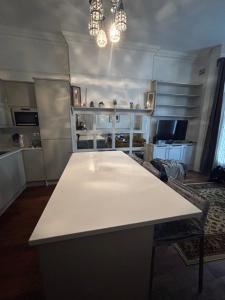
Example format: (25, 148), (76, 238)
(70, 71), (151, 86)
(62, 30), (200, 59)
(0, 67), (69, 82)
(156, 49), (198, 61)
(0, 25), (65, 45)
(62, 30), (160, 54)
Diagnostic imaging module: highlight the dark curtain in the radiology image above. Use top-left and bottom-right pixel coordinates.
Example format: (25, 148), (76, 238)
(200, 57), (225, 174)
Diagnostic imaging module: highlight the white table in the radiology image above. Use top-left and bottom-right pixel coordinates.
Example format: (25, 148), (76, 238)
(30, 151), (200, 300)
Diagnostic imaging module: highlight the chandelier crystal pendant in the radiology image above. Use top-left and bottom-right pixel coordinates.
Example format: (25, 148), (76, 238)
(88, 0), (127, 48)
(96, 28), (108, 48)
(110, 23), (120, 43)
(115, 1), (127, 32)
(90, 0), (104, 21)
(110, 0), (120, 13)
(88, 16), (100, 36)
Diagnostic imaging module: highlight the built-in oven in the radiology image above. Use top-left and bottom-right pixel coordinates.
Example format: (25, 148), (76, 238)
(12, 107), (39, 126)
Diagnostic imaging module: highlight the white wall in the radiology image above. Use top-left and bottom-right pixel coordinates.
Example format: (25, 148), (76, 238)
(64, 32), (196, 108)
(191, 45), (222, 171)
(0, 25), (69, 82)
(0, 26), (221, 171)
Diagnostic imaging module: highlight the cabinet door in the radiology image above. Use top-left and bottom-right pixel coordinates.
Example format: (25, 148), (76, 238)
(0, 80), (7, 104)
(153, 146), (167, 160)
(5, 81), (36, 107)
(23, 149), (45, 182)
(0, 103), (12, 127)
(35, 79), (71, 139)
(0, 80), (12, 127)
(167, 146), (182, 161)
(42, 139), (72, 181)
(182, 145), (194, 169)
(0, 151), (25, 214)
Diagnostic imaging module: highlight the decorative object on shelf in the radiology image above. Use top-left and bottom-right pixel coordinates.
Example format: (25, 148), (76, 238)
(144, 92), (155, 110)
(130, 102), (134, 109)
(113, 99), (117, 107)
(72, 86), (81, 107)
(84, 88), (88, 107)
(99, 101), (105, 108)
(90, 101), (95, 107)
(88, 0), (127, 48)
(136, 104), (141, 109)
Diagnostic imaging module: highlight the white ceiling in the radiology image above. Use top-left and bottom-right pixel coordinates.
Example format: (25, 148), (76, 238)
(0, 0), (225, 51)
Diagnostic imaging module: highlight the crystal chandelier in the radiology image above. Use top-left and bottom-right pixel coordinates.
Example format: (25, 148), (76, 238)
(88, 0), (127, 48)
(97, 29), (108, 47)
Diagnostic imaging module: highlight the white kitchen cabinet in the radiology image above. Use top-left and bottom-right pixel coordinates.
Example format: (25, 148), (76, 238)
(22, 149), (45, 182)
(182, 144), (195, 169)
(0, 103), (12, 127)
(5, 81), (36, 107)
(0, 80), (12, 127)
(42, 139), (72, 181)
(34, 79), (71, 140)
(153, 145), (167, 160)
(34, 79), (72, 181)
(167, 145), (183, 161)
(0, 151), (26, 215)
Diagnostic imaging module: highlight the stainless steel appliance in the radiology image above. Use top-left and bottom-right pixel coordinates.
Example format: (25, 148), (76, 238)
(12, 107), (39, 126)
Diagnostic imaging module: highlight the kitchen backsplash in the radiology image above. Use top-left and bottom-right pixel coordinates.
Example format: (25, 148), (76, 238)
(0, 127), (40, 148)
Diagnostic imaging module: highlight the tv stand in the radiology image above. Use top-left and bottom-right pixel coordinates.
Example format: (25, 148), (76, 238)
(144, 143), (195, 170)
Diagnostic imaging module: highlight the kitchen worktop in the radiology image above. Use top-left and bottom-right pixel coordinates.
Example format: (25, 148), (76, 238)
(29, 151), (201, 246)
(0, 147), (42, 159)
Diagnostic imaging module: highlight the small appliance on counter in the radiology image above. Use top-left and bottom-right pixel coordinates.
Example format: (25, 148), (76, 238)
(31, 132), (41, 148)
(12, 133), (24, 148)
(11, 107), (39, 126)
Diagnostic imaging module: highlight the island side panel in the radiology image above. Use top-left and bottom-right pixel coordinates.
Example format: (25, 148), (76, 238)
(38, 225), (154, 300)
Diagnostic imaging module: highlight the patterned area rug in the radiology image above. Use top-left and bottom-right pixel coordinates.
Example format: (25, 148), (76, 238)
(175, 182), (225, 265)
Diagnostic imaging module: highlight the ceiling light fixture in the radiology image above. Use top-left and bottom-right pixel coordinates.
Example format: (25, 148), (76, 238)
(97, 28), (108, 48)
(89, 0), (127, 48)
(115, 1), (127, 32)
(109, 23), (120, 43)
(88, 16), (100, 36)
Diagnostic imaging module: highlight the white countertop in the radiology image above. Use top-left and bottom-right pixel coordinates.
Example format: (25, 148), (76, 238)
(29, 151), (201, 245)
(0, 147), (42, 160)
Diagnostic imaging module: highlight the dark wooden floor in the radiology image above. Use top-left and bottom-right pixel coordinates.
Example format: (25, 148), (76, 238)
(1, 185), (225, 300)
(184, 171), (210, 184)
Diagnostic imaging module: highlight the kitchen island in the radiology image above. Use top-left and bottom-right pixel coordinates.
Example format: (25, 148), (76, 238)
(29, 151), (201, 300)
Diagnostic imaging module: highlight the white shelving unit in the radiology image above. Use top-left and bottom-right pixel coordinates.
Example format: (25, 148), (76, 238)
(71, 107), (152, 154)
(150, 80), (202, 119)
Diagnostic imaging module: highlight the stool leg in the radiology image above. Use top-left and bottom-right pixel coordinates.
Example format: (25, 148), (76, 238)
(149, 245), (156, 300)
(198, 235), (204, 293)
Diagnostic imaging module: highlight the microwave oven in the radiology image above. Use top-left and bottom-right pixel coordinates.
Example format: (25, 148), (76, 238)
(12, 107), (39, 126)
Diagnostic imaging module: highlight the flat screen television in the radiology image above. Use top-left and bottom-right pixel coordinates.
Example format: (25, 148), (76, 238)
(156, 120), (188, 141)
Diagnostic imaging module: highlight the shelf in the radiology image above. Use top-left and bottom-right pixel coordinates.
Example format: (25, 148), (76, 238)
(156, 80), (202, 87)
(157, 92), (200, 98)
(71, 107), (152, 114)
(156, 104), (199, 109)
(153, 115), (198, 119)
